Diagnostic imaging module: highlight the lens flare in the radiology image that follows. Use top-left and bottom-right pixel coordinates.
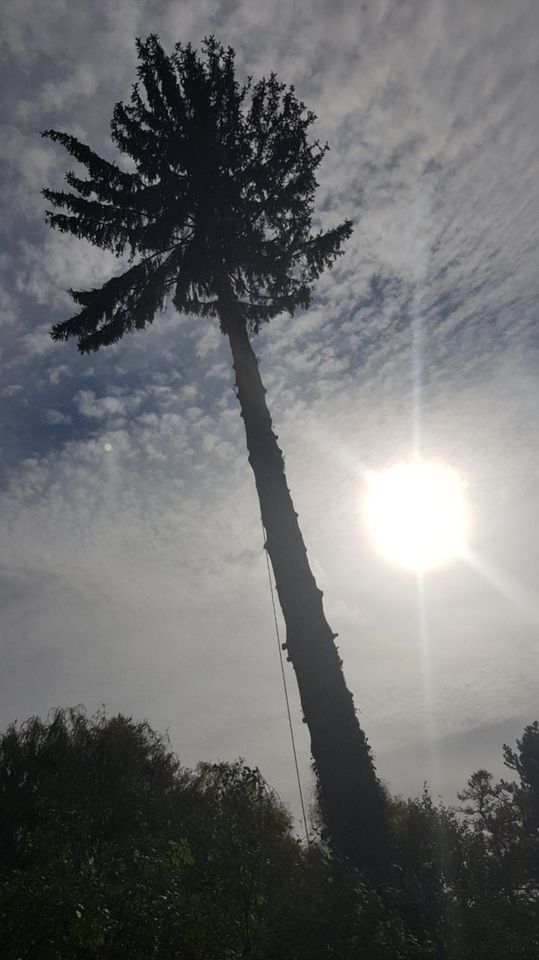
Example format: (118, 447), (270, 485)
(364, 457), (470, 571)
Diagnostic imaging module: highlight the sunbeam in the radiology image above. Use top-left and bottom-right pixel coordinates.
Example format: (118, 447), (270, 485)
(415, 570), (441, 788)
(463, 548), (539, 627)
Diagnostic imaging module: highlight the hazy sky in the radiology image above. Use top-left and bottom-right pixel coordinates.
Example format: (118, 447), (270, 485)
(1, 0), (539, 828)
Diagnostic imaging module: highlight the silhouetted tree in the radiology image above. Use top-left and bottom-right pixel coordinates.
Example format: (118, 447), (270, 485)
(389, 787), (455, 956)
(0, 709), (421, 959)
(449, 725), (539, 959)
(41, 36), (388, 878)
(386, 727), (539, 960)
(3, 708), (538, 957)
(503, 720), (539, 879)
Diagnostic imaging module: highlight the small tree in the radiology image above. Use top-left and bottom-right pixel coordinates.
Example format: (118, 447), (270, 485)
(42, 36), (388, 878)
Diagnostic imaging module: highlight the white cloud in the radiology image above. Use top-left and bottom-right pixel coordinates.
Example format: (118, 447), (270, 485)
(19, 322), (56, 356)
(18, 234), (124, 309)
(2, 384), (24, 398)
(48, 364), (70, 384)
(75, 389), (142, 420)
(43, 408), (72, 425)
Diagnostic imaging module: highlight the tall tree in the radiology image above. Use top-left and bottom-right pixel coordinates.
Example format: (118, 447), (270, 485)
(42, 36), (388, 878)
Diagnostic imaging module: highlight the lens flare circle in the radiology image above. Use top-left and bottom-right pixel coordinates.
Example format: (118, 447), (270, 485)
(364, 457), (469, 571)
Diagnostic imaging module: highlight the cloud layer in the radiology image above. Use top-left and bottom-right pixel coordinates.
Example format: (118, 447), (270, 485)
(1, 0), (538, 817)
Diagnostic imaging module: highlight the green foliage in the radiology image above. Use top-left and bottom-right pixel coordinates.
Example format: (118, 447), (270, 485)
(386, 727), (539, 960)
(3, 708), (538, 957)
(0, 708), (425, 959)
(504, 721), (539, 852)
(43, 35), (352, 352)
(389, 787), (456, 955)
(446, 724), (539, 959)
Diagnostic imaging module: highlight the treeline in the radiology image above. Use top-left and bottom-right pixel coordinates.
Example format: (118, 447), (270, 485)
(0, 708), (538, 958)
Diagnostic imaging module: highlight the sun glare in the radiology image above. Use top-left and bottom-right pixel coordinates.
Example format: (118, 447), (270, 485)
(364, 457), (470, 571)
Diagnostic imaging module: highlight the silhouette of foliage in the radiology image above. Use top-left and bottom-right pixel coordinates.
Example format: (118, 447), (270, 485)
(0, 708), (423, 959)
(386, 725), (539, 959)
(2, 707), (538, 957)
(42, 35), (352, 353)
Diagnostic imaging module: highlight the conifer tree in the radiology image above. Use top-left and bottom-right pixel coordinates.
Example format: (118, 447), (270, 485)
(42, 36), (388, 879)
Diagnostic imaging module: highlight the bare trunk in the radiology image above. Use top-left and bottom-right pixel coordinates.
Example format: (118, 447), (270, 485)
(219, 286), (389, 881)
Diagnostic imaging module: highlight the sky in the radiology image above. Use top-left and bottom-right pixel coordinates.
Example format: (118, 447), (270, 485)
(1, 0), (539, 829)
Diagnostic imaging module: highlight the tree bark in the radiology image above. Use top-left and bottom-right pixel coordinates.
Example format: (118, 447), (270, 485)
(219, 285), (389, 881)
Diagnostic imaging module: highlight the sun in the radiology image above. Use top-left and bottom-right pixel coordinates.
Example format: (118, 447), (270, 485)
(363, 457), (470, 571)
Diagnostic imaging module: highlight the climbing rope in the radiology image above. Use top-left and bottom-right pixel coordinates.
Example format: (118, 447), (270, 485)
(261, 521), (310, 847)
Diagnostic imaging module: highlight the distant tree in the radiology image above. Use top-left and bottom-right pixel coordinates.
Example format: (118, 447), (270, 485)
(41, 36), (388, 878)
(0, 708), (422, 959)
(503, 720), (539, 878)
(385, 722), (539, 960)
(449, 725), (539, 959)
(389, 787), (456, 956)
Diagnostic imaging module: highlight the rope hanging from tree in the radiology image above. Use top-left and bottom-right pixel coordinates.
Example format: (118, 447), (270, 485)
(261, 520), (310, 847)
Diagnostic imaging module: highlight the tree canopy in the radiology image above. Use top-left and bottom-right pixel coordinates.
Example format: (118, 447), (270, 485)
(1, 707), (538, 958)
(43, 35), (352, 352)
(0, 708), (419, 960)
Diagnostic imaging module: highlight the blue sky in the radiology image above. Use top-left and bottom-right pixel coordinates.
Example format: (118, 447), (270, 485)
(1, 0), (539, 824)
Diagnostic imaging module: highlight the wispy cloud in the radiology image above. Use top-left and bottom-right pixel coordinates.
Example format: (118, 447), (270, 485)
(1, 0), (538, 811)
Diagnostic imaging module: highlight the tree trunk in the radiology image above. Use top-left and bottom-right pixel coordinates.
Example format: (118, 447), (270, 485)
(218, 286), (389, 881)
